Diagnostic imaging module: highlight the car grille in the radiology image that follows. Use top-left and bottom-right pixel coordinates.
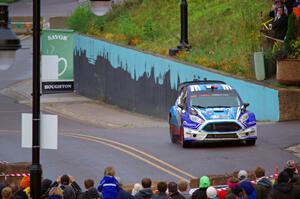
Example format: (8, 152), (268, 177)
(202, 122), (241, 132)
(206, 133), (238, 139)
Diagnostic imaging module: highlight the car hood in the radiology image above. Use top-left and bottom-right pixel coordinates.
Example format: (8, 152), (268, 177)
(195, 107), (238, 121)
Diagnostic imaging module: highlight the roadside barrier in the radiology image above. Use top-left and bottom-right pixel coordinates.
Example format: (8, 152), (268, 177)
(0, 160), (8, 164)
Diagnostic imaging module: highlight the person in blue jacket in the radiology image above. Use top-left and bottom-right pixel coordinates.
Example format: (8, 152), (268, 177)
(238, 170), (257, 199)
(98, 167), (120, 199)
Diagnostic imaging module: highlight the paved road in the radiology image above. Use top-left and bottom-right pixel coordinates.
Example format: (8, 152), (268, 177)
(1, 0), (300, 188)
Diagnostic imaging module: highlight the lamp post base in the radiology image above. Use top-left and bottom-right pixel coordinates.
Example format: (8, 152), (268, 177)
(30, 164), (42, 199)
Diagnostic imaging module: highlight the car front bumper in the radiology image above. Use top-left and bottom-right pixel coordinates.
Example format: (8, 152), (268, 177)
(183, 126), (257, 142)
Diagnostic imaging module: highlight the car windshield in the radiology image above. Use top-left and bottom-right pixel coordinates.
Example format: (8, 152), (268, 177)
(190, 93), (241, 108)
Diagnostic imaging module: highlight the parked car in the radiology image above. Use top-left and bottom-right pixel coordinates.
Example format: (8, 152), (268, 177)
(169, 80), (257, 148)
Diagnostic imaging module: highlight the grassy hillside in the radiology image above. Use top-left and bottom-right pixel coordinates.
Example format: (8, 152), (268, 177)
(68, 0), (270, 79)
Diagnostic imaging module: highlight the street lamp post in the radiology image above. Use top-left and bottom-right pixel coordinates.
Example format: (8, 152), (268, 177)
(178, 0), (191, 50)
(30, 0), (42, 198)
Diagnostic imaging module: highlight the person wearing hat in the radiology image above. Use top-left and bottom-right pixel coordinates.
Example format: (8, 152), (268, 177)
(267, 171), (300, 199)
(284, 160), (300, 184)
(238, 170), (256, 199)
(191, 176), (210, 199)
(206, 186), (218, 199)
(225, 177), (239, 199)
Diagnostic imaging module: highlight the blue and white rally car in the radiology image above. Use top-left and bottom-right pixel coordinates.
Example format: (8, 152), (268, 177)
(169, 80), (257, 147)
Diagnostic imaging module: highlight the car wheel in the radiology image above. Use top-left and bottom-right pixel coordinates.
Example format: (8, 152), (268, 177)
(169, 125), (176, 143)
(246, 139), (256, 146)
(181, 126), (188, 148)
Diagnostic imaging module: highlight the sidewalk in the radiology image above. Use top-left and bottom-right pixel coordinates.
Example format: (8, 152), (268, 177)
(0, 79), (167, 129)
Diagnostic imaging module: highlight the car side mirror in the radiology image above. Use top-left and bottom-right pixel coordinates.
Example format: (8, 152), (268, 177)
(241, 103), (249, 113)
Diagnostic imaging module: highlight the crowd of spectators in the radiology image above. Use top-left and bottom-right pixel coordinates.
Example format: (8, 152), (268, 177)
(0, 160), (300, 199)
(269, 0), (300, 40)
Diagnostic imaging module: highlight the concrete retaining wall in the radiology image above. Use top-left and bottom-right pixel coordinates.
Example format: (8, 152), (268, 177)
(73, 34), (280, 121)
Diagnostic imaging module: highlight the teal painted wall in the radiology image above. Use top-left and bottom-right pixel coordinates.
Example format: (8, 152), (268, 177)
(74, 34), (280, 121)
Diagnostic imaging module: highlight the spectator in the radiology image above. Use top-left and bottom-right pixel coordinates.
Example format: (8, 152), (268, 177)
(270, 0), (289, 18)
(9, 183), (19, 196)
(238, 170), (256, 199)
(294, 0), (300, 7)
(191, 176), (210, 199)
(48, 187), (64, 199)
(1, 187), (12, 199)
(254, 166), (272, 199)
(98, 166), (120, 199)
(231, 185), (245, 199)
(151, 181), (171, 199)
(167, 182), (185, 199)
(206, 186), (218, 199)
(284, 160), (300, 183)
(41, 179), (53, 199)
(134, 178), (153, 199)
(177, 181), (191, 199)
(131, 183), (142, 196)
(115, 176), (134, 199)
(272, 6), (289, 39)
(19, 176), (30, 198)
(50, 175), (81, 199)
(267, 171), (300, 199)
(225, 177), (239, 199)
(284, 0), (296, 15)
(78, 179), (102, 199)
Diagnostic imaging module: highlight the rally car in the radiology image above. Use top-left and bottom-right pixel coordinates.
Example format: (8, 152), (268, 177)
(169, 80), (257, 148)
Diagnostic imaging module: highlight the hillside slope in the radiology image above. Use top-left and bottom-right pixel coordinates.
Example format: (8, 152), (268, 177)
(69, 0), (270, 78)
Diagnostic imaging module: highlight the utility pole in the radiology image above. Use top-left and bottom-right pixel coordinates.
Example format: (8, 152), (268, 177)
(178, 0), (191, 50)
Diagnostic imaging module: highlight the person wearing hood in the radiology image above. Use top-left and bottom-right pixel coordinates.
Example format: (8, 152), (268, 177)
(98, 167), (120, 199)
(254, 166), (272, 199)
(78, 179), (102, 199)
(238, 170), (256, 199)
(177, 181), (191, 199)
(284, 160), (300, 184)
(41, 179), (53, 199)
(168, 182), (185, 199)
(267, 171), (300, 199)
(191, 176), (210, 199)
(134, 178), (153, 199)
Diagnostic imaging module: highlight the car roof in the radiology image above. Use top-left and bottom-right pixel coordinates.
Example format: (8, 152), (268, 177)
(178, 80), (227, 92)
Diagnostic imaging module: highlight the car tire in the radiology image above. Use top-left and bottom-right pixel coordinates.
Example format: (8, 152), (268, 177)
(246, 139), (256, 146)
(181, 126), (188, 148)
(169, 125), (176, 143)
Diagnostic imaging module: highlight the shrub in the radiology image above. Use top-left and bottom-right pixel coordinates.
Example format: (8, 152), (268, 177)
(288, 39), (300, 59)
(67, 5), (93, 33)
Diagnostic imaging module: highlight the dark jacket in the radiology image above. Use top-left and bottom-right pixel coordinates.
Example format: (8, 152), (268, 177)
(117, 188), (134, 199)
(255, 177), (272, 199)
(267, 183), (300, 199)
(272, 14), (288, 40)
(169, 192), (185, 199)
(78, 187), (102, 199)
(151, 193), (172, 199)
(191, 188), (207, 199)
(98, 176), (119, 199)
(134, 188), (153, 199)
(48, 196), (62, 199)
(179, 192), (191, 199)
(61, 185), (76, 199)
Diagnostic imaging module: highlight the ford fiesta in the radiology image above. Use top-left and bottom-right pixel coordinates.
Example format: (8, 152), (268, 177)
(169, 80), (257, 148)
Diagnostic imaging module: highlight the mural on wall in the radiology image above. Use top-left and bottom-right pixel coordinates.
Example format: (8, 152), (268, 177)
(74, 34), (280, 121)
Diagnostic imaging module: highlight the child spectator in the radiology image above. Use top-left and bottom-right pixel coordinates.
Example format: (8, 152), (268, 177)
(238, 170), (257, 199)
(131, 183), (142, 196)
(1, 187), (12, 199)
(98, 166), (120, 199)
(48, 187), (64, 199)
(167, 182), (185, 199)
(177, 180), (191, 199)
(151, 181), (170, 199)
(206, 186), (218, 199)
(191, 176), (210, 199)
(254, 166), (272, 199)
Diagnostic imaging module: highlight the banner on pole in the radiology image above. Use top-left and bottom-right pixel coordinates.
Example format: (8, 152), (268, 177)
(41, 29), (74, 94)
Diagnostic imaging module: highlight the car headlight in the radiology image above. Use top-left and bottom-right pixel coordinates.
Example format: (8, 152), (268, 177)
(189, 115), (203, 124)
(239, 113), (249, 123)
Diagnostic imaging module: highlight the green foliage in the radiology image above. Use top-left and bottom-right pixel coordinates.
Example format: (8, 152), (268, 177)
(66, 5), (93, 33)
(289, 40), (300, 59)
(71, 0), (270, 78)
